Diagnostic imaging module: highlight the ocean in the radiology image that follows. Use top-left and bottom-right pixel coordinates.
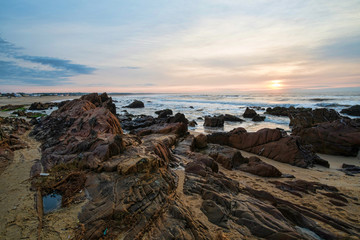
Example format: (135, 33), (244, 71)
(112, 92), (360, 133)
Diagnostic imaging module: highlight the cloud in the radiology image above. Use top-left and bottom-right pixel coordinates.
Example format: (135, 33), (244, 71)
(0, 36), (96, 85)
(316, 35), (360, 60)
(119, 66), (141, 70)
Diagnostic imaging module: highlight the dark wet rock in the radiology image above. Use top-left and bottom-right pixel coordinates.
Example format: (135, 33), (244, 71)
(265, 106), (301, 116)
(155, 109), (173, 118)
(243, 107), (257, 118)
(201, 200), (227, 227)
(289, 108), (341, 128)
(252, 114), (265, 122)
(269, 179), (338, 197)
(194, 134), (207, 149)
(341, 105), (360, 116)
(189, 106), (194, 109)
(167, 113), (189, 124)
(207, 127), (325, 168)
(80, 92), (117, 114)
(204, 116), (224, 127)
(29, 102), (58, 110)
(121, 115), (156, 131)
(188, 120), (197, 127)
(238, 156), (282, 177)
(293, 118), (360, 156)
(205, 144), (247, 170)
(124, 100), (144, 108)
(340, 163), (360, 175)
(223, 114), (244, 122)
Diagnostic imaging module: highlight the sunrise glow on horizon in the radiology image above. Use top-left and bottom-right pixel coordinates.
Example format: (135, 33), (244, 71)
(1, 1), (360, 93)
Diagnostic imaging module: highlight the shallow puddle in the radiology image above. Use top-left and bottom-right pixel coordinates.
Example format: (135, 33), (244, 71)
(43, 192), (62, 214)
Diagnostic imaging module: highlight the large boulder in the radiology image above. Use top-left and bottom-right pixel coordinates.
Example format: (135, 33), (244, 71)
(124, 100), (144, 108)
(243, 107), (257, 118)
(155, 109), (173, 118)
(204, 116), (224, 127)
(207, 127), (326, 168)
(341, 105), (360, 116)
(292, 118), (360, 156)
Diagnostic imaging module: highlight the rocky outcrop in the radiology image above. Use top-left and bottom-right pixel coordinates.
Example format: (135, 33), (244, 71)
(155, 109), (173, 118)
(124, 100), (144, 108)
(80, 92), (117, 114)
(289, 108), (341, 128)
(167, 113), (189, 124)
(265, 106), (308, 117)
(223, 114), (244, 122)
(341, 105), (360, 116)
(194, 134), (207, 149)
(31, 94), (124, 170)
(207, 127), (326, 168)
(29, 102), (58, 110)
(243, 107), (257, 118)
(0, 117), (30, 172)
(293, 118), (360, 156)
(204, 116), (224, 127)
(252, 114), (265, 122)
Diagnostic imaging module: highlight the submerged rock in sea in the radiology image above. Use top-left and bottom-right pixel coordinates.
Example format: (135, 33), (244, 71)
(341, 105), (360, 116)
(243, 107), (257, 118)
(252, 114), (265, 122)
(204, 115), (224, 127)
(123, 100), (145, 108)
(207, 127), (326, 168)
(155, 109), (173, 118)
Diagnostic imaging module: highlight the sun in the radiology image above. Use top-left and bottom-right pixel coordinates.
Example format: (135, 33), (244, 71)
(268, 80), (283, 90)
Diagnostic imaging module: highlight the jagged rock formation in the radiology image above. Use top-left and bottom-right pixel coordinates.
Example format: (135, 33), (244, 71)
(28, 93), (360, 239)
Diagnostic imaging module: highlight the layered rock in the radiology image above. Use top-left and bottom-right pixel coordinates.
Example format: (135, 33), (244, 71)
(31, 93), (124, 170)
(0, 117), (30, 172)
(293, 118), (360, 156)
(207, 127), (326, 167)
(289, 108), (341, 128)
(80, 92), (117, 114)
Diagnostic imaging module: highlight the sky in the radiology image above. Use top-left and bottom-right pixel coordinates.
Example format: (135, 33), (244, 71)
(0, 0), (360, 93)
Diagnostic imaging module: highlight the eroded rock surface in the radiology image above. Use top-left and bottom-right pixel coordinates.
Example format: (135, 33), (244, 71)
(26, 93), (360, 239)
(207, 127), (326, 168)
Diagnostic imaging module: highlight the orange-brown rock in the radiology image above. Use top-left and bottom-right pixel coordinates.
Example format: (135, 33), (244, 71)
(207, 127), (326, 168)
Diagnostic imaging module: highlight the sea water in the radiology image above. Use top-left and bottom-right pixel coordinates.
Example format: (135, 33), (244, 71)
(112, 91), (360, 133)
